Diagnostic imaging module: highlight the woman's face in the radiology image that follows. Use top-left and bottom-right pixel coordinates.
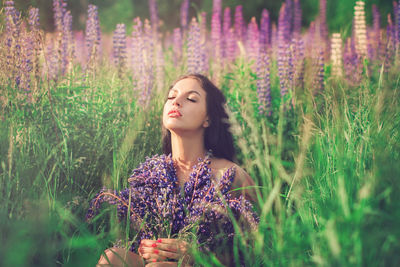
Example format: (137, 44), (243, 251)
(163, 78), (209, 134)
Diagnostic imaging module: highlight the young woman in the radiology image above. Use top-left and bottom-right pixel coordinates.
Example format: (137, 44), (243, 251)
(96, 74), (257, 267)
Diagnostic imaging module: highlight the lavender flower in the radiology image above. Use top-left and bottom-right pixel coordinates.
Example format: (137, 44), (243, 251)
(87, 154), (258, 253)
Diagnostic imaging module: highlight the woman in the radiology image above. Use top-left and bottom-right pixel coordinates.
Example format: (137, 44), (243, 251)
(96, 74), (257, 267)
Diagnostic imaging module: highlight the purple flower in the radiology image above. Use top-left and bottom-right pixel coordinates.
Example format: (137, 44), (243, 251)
(222, 7), (231, 59)
(148, 0), (159, 32)
(173, 28), (182, 65)
(61, 10), (73, 74)
(372, 5), (381, 61)
(85, 4), (101, 64)
(28, 7), (40, 31)
(53, 0), (67, 33)
(256, 50), (271, 116)
(246, 17), (259, 63)
(277, 3), (289, 97)
(212, 0), (222, 18)
(112, 23), (127, 74)
(180, 0), (190, 30)
(87, 154), (259, 253)
(397, 0), (400, 46)
(293, 0), (302, 40)
(319, 0), (328, 41)
(259, 9), (270, 52)
(187, 18), (201, 73)
(211, 11), (222, 61)
(234, 5), (245, 43)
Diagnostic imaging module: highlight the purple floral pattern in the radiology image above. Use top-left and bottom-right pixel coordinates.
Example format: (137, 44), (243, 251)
(87, 154), (258, 253)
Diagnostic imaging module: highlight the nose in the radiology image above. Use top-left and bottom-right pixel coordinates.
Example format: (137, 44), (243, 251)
(172, 95), (181, 107)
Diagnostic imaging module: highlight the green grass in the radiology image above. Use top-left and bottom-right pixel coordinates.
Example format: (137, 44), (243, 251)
(1, 49), (400, 266)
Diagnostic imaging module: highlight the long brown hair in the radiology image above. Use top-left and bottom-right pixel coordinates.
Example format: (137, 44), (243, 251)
(162, 74), (236, 162)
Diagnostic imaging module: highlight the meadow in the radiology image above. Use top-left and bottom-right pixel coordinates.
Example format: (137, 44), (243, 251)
(1, 0), (400, 266)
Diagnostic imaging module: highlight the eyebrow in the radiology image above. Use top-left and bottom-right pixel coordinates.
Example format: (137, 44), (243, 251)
(169, 88), (201, 96)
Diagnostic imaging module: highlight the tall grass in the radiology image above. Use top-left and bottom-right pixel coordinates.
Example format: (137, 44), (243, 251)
(1, 0), (400, 266)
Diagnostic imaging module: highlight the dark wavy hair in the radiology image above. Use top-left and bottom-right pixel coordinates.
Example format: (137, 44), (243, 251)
(162, 74), (236, 162)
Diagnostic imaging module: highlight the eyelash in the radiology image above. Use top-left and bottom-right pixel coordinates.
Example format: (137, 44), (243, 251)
(167, 96), (196, 103)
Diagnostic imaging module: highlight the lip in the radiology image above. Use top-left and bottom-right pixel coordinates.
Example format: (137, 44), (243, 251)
(168, 110), (182, 117)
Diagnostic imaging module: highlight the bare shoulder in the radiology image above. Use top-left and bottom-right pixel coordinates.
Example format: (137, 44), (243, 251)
(210, 158), (256, 200)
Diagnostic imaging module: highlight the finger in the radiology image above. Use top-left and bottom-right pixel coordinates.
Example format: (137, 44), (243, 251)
(142, 253), (167, 262)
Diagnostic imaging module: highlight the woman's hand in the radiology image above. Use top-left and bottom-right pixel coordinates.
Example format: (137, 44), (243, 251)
(138, 238), (190, 265)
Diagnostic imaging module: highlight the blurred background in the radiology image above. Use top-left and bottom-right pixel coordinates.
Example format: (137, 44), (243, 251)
(10, 0), (394, 33)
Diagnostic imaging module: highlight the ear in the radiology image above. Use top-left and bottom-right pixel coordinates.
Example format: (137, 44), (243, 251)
(203, 118), (210, 128)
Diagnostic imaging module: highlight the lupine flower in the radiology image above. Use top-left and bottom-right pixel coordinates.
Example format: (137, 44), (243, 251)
(246, 17), (259, 63)
(256, 50), (271, 116)
(353, 1), (368, 57)
(87, 154), (258, 253)
(211, 11), (222, 62)
(148, 0), (159, 32)
(28, 7), (40, 31)
(277, 3), (289, 97)
(222, 7), (231, 59)
(313, 48), (325, 93)
(53, 0), (66, 33)
(293, 0), (302, 40)
(331, 33), (343, 77)
(259, 9), (270, 52)
(212, 0), (222, 18)
(61, 10), (73, 74)
(199, 13), (209, 74)
(85, 4), (101, 65)
(294, 37), (305, 89)
(180, 0), (190, 30)
(225, 27), (236, 63)
(234, 5), (245, 43)
(113, 24), (127, 75)
(371, 5), (381, 61)
(172, 28), (182, 65)
(187, 18), (201, 73)
(318, 0), (328, 42)
(155, 43), (164, 93)
(397, 0), (400, 52)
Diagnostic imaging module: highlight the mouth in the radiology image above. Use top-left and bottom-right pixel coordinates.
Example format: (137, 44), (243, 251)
(168, 110), (182, 117)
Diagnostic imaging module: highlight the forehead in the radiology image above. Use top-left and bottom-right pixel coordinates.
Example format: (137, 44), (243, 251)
(170, 78), (205, 95)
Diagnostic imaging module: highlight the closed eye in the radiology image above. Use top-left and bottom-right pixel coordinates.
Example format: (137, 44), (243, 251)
(187, 98), (196, 102)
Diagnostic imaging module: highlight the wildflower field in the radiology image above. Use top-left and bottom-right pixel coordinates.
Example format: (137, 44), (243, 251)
(1, 0), (400, 266)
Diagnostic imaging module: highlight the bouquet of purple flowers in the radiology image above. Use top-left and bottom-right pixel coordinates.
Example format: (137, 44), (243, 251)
(86, 154), (258, 253)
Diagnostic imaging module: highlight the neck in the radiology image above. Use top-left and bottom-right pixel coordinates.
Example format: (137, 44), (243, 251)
(170, 131), (207, 171)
